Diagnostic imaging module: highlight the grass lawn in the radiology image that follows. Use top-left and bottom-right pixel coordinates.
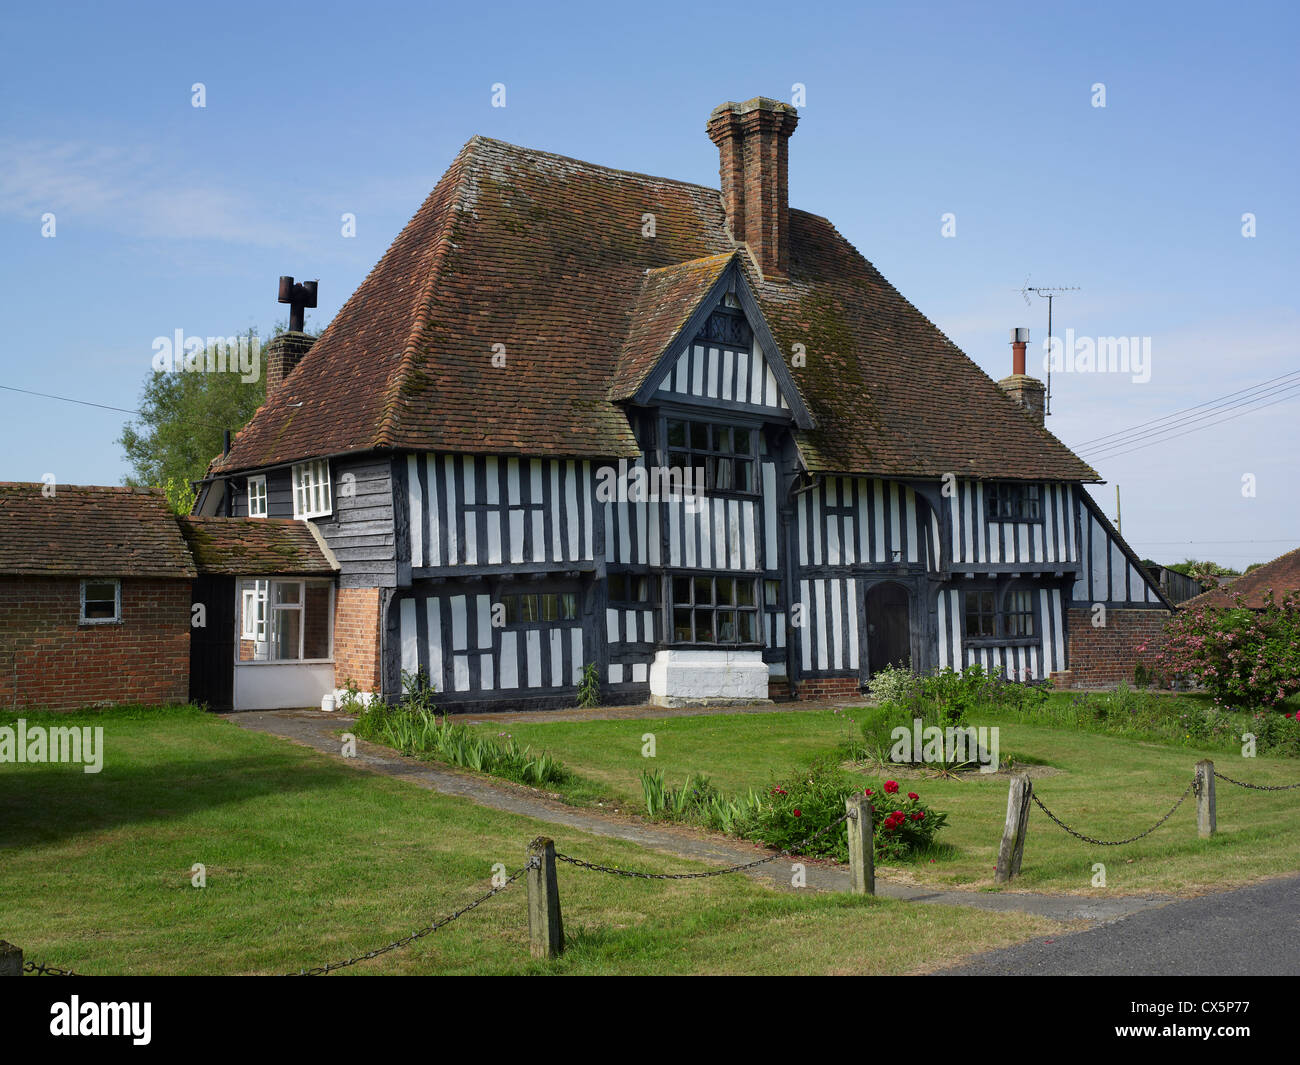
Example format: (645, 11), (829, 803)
(0, 705), (1061, 975)
(463, 706), (1300, 896)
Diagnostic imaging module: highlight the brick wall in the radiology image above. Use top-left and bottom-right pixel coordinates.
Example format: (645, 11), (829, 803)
(0, 576), (191, 711)
(334, 586), (381, 692)
(1065, 606), (1171, 687)
(795, 675), (861, 701)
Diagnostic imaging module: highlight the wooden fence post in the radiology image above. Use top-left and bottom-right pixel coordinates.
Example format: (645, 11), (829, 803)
(995, 773), (1033, 883)
(0, 941), (21, 976)
(846, 793), (874, 895)
(1195, 760), (1216, 838)
(527, 837), (564, 959)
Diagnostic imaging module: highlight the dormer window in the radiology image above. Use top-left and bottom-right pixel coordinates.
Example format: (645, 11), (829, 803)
(292, 459), (332, 519)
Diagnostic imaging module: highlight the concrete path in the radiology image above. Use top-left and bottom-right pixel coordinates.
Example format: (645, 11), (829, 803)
(229, 708), (1172, 924)
(939, 873), (1300, 975)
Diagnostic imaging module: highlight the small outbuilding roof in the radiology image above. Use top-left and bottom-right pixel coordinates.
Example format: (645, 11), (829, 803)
(0, 483), (197, 578)
(1181, 547), (1300, 610)
(177, 517), (337, 576)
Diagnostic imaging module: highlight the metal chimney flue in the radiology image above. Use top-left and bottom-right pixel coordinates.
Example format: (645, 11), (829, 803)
(278, 275), (318, 334)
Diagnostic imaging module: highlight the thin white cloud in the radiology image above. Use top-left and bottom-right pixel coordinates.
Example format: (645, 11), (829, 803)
(0, 138), (298, 246)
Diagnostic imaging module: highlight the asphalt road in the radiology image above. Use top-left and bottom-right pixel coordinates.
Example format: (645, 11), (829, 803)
(941, 873), (1300, 975)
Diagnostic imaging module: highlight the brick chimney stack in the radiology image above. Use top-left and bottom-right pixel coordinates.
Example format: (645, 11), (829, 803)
(998, 327), (1046, 424)
(707, 98), (799, 280)
(264, 275), (318, 401)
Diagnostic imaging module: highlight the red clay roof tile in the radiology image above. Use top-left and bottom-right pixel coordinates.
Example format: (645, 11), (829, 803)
(214, 136), (1099, 483)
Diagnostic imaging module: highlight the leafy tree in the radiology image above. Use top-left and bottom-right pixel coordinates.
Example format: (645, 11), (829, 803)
(1165, 558), (1242, 588)
(118, 327), (266, 513)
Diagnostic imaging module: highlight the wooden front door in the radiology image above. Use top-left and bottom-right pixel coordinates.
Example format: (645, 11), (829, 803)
(865, 582), (911, 676)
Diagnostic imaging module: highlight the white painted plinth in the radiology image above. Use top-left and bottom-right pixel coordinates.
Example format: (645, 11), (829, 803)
(649, 649), (769, 707)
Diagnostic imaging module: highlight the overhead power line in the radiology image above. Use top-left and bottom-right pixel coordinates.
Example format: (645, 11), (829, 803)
(1073, 368), (1300, 450)
(0, 383), (228, 431)
(1077, 378), (1300, 461)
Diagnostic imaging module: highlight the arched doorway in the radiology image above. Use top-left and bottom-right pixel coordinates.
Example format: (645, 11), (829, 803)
(865, 582), (911, 676)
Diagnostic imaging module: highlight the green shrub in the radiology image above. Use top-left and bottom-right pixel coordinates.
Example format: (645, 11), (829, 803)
(865, 663), (921, 707)
(576, 662), (601, 709)
(1155, 590), (1300, 709)
(745, 759), (949, 862)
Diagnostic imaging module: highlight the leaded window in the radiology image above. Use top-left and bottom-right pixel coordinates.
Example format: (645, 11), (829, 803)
(670, 574), (760, 645)
(986, 482), (1041, 521)
(666, 419), (756, 494)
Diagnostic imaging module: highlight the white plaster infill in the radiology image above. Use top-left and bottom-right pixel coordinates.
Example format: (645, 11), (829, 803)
(649, 649), (769, 707)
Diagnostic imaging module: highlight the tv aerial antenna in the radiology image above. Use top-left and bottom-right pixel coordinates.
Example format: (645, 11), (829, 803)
(1019, 280), (1080, 416)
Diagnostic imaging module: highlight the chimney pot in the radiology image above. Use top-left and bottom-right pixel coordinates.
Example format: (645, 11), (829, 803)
(999, 326), (1045, 424)
(707, 97), (799, 280)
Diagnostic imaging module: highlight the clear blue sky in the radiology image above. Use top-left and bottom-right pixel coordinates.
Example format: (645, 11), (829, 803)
(2, 0), (1296, 567)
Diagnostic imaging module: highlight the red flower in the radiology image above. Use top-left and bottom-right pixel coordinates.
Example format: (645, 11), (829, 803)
(864, 788), (873, 796)
(907, 792), (919, 801)
(911, 811), (924, 821)
(792, 809), (802, 817)
(884, 780), (900, 794)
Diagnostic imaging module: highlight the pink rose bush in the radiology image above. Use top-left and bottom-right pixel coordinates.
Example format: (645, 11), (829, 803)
(1155, 590), (1300, 711)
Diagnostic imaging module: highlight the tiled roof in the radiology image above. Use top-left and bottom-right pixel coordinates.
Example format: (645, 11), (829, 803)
(0, 483), (196, 578)
(214, 135), (1100, 482)
(178, 517), (337, 576)
(1181, 547), (1300, 610)
(608, 252), (738, 401)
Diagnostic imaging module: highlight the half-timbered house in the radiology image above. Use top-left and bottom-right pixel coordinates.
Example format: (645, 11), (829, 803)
(194, 97), (1170, 710)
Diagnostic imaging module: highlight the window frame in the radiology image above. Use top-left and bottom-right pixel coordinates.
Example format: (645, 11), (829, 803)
(235, 578), (333, 664)
(667, 571), (762, 648)
(497, 589), (579, 630)
(962, 582), (1039, 646)
(240, 579), (268, 641)
(291, 459), (333, 520)
(79, 578), (121, 625)
(985, 482), (1044, 523)
(662, 415), (760, 498)
(607, 572), (652, 608)
(247, 474), (268, 518)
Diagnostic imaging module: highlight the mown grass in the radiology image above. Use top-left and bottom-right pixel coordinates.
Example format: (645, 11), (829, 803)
(461, 707), (1300, 895)
(0, 705), (1061, 975)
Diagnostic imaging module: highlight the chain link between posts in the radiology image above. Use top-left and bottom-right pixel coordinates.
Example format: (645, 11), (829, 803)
(288, 859), (536, 976)
(1031, 779), (1197, 846)
(1213, 770), (1300, 792)
(19, 767), (1299, 974)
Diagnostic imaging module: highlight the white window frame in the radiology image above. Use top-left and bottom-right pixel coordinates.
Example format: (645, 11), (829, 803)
(80, 578), (121, 624)
(240, 579), (268, 640)
(235, 579), (333, 664)
(291, 459), (332, 520)
(247, 474), (268, 518)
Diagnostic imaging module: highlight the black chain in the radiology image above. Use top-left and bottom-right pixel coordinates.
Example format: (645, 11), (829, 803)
(555, 809), (856, 880)
(21, 961), (80, 976)
(1031, 780), (1196, 846)
(290, 859), (535, 975)
(1213, 771), (1300, 792)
